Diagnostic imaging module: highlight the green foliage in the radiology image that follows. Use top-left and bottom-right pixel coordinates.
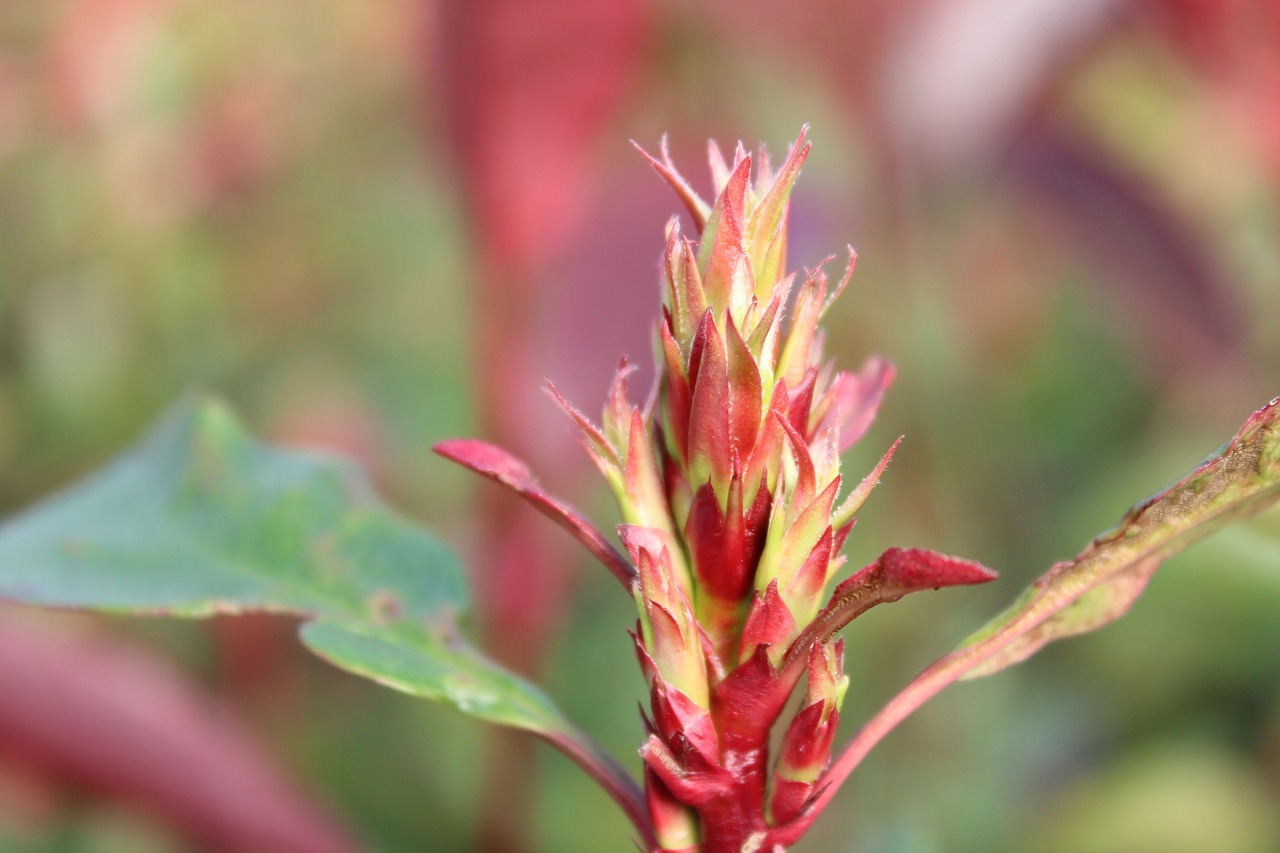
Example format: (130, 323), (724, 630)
(959, 397), (1280, 680)
(810, 399), (1280, 822)
(0, 397), (579, 741)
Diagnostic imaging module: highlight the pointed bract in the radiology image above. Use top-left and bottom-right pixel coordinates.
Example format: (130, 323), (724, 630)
(698, 156), (751, 318)
(446, 130), (1005, 851)
(738, 581), (797, 666)
(725, 314), (763, 463)
(633, 137), (711, 228)
(687, 312), (733, 499)
(832, 436), (902, 529)
(746, 127), (810, 294)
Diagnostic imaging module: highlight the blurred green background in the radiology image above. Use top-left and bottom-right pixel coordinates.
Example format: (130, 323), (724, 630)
(0, 1), (1278, 851)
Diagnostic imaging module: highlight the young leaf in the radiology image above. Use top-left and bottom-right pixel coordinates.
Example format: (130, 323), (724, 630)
(778, 397), (1280, 844)
(0, 397), (649, 843)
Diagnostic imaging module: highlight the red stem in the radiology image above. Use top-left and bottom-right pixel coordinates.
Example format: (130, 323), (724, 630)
(542, 728), (656, 849)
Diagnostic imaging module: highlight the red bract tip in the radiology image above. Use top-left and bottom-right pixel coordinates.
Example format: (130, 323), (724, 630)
(649, 680), (720, 771)
(686, 313), (733, 497)
(746, 127), (810, 288)
(712, 644), (802, 752)
(604, 358), (638, 447)
(632, 137), (710, 229)
(777, 698), (837, 776)
(699, 156), (751, 317)
(739, 581), (797, 666)
(725, 315), (763, 463)
(685, 483), (750, 605)
(782, 526), (834, 620)
(769, 699), (839, 826)
(832, 436), (902, 529)
(777, 414), (819, 510)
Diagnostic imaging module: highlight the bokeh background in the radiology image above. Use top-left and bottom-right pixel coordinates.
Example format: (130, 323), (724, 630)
(1, 1), (1279, 851)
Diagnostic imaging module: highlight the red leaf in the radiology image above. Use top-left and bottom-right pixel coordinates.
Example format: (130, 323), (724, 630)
(434, 439), (636, 589)
(871, 546), (1001, 592)
(783, 547), (997, 670)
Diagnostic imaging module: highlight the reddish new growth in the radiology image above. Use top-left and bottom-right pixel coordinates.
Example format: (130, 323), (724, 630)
(440, 129), (997, 853)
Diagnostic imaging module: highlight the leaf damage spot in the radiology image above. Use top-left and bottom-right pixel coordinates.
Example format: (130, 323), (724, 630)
(367, 590), (402, 624)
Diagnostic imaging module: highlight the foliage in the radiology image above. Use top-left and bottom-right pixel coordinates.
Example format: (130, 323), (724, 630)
(1, 133), (1277, 850)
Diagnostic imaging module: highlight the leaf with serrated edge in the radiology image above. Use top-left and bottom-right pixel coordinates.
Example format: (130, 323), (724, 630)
(772, 397), (1280, 847)
(0, 397), (649, 843)
(957, 396), (1280, 679)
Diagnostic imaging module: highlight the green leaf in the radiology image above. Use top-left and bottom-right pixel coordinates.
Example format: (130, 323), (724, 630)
(299, 617), (653, 842)
(798, 397), (1280, 833)
(0, 398), (647, 835)
(299, 621), (571, 734)
(957, 396), (1280, 679)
